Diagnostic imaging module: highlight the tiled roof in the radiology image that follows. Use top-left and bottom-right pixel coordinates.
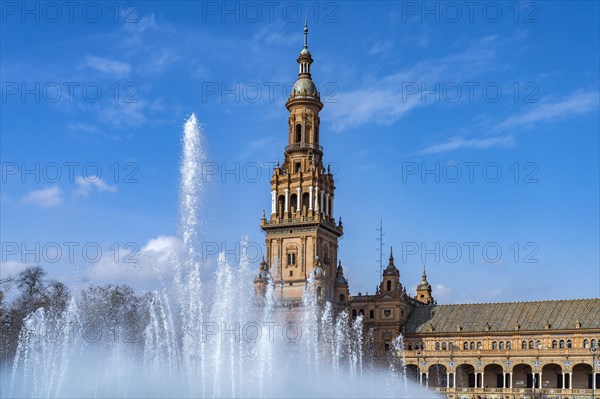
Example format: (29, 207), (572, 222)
(404, 298), (600, 334)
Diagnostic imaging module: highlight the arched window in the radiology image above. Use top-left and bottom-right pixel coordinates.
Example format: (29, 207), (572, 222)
(435, 342), (440, 350)
(592, 339), (597, 349)
(359, 309), (364, 316)
(536, 340), (541, 349)
(442, 342), (447, 350)
(463, 342), (468, 350)
(477, 341), (482, 350)
(559, 340), (565, 349)
(407, 343), (412, 350)
(301, 192), (310, 215)
(414, 342), (419, 350)
(506, 341), (512, 350)
(529, 340), (534, 349)
(492, 341), (498, 350)
(566, 339), (572, 348)
(295, 124), (302, 143)
(351, 309), (357, 318)
(552, 340), (558, 349)
(290, 193), (297, 213)
(584, 339), (589, 348)
(499, 341), (505, 350)
(470, 342), (475, 350)
(449, 342), (454, 351)
(339, 294), (345, 303)
(277, 195), (285, 217)
(386, 280), (392, 291)
(522, 340), (527, 349)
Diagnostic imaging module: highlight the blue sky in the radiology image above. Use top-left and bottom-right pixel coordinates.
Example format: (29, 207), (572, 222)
(1, 1), (598, 304)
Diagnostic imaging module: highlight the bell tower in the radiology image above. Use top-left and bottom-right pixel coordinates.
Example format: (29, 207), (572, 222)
(416, 265), (434, 305)
(256, 23), (344, 304)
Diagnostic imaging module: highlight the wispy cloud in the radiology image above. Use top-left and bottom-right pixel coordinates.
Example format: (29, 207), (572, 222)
(369, 40), (394, 56)
(494, 90), (599, 132)
(328, 35), (500, 131)
(418, 89), (599, 155)
(96, 101), (149, 129)
(419, 136), (516, 155)
(74, 176), (117, 197)
(0, 260), (29, 277)
(21, 187), (62, 207)
(85, 235), (184, 288)
(251, 21), (297, 48)
(82, 56), (131, 79)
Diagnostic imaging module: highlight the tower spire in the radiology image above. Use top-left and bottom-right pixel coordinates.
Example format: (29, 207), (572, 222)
(304, 20), (308, 49)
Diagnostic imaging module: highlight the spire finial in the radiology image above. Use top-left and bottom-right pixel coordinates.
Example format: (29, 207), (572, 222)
(303, 20), (308, 49)
(390, 246), (394, 260)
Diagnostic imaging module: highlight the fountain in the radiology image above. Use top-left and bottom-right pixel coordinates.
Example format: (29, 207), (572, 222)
(2, 115), (435, 398)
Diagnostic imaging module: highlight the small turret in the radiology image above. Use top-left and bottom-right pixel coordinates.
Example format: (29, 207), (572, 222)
(381, 247), (401, 293)
(416, 265), (434, 305)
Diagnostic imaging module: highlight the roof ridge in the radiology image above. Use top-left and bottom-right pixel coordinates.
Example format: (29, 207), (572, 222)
(430, 298), (599, 307)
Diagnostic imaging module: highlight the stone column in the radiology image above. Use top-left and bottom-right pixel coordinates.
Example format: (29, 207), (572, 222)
(325, 193), (330, 216)
(271, 190), (276, 215)
(447, 372), (451, 388)
(309, 187), (313, 210)
(320, 190), (324, 213)
(314, 187), (319, 211)
(296, 187), (301, 212)
(330, 196), (334, 218)
(284, 189), (289, 213)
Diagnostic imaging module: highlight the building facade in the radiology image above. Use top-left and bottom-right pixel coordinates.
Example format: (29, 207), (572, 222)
(254, 25), (600, 398)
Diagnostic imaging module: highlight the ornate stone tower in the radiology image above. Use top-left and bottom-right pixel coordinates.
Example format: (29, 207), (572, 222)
(416, 265), (434, 304)
(256, 23), (344, 304)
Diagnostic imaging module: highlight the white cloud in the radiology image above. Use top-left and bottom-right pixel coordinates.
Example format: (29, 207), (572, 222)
(433, 284), (451, 303)
(97, 101), (149, 129)
(369, 40), (394, 56)
(251, 22), (296, 48)
(418, 135), (516, 155)
(494, 90), (599, 132)
(415, 90), (598, 155)
(85, 235), (183, 287)
(21, 186), (62, 207)
(74, 176), (117, 197)
(67, 123), (99, 134)
(0, 260), (29, 277)
(327, 36), (500, 131)
(82, 56), (131, 78)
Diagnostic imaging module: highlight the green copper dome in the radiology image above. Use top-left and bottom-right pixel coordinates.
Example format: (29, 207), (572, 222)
(291, 77), (318, 98)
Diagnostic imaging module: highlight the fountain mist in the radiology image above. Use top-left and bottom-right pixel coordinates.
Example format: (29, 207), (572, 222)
(3, 115), (435, 398)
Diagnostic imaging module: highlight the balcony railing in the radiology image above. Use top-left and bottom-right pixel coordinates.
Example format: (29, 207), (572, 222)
(264, 214), (338, 229)
(405, 348), (595, 356)
(285, 143), (323, 153)
(427, 388), (595, 397)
